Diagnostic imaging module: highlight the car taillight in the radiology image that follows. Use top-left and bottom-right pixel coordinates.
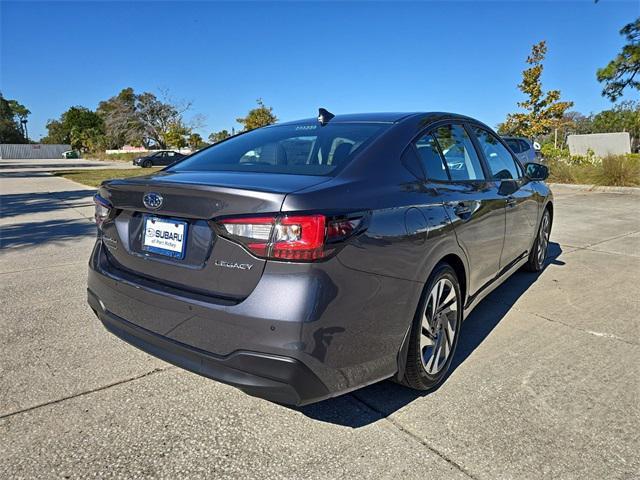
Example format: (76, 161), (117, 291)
(93, 194), (112, 228)
(218, 214), (362, 261)
(272, 215), (326, 260)
(219, 216), (274, 256)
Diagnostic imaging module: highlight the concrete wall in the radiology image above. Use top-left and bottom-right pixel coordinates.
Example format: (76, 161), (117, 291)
(0, 144), (71, 159)
(567, 132), (631, 157)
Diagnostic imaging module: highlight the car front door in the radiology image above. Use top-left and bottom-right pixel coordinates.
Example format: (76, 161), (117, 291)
(414, 123), (506, 298)
(471, 126), (538, 268)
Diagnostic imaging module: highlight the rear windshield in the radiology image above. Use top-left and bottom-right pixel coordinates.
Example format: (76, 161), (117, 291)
(169, 123), (388, 176)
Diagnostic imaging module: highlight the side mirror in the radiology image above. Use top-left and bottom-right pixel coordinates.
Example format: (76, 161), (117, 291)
(525, 162), (549, 181)
(498, 179), (518, 196)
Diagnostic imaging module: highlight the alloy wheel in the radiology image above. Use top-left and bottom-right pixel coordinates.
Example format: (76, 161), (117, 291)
(537, 212), (550, 266)
(420, 278), (458, 375)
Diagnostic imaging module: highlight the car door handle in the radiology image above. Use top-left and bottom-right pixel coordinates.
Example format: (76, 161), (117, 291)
(446, 201), (473, 218)
(506, 196), (517, 208)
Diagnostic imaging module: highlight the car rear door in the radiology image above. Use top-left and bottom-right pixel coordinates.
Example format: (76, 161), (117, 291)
(471, 126), (538, 267)
(154, 152), (169, 165)
(414, 123), (505, 298)
(163, 151), (179, 165)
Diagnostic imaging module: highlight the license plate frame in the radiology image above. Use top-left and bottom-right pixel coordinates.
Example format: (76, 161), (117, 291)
(142, 216), (188, 260)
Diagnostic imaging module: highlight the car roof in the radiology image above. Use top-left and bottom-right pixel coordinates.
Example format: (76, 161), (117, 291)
(274, 111), (481, 126)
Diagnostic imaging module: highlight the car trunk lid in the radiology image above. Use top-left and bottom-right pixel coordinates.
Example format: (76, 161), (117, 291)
(98, 171), (328, 300)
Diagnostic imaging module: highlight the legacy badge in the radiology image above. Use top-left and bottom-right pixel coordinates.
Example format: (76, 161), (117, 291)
(214, 260), (254, 271)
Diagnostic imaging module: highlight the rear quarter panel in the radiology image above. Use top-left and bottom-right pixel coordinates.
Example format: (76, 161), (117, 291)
(279, 124), (468, 387)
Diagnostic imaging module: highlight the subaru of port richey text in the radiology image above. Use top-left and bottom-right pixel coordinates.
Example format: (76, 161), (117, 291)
(88, 110), (553, 406)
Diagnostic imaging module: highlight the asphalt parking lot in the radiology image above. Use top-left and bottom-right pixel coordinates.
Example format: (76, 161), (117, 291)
(1, 159), (639, 479)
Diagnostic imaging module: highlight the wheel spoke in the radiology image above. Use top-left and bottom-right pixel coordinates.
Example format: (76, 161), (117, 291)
(438, 296), (456, 314)
(442, 329), (451, 358)
(425, 344), (437, 373)
(420, 325), (435, 350)
(429, 290), (437, 322)
(438, 287), (455, 310)
(445, 318), (454, 347)
(440, 280), (448, 304)
(432, 339), (443, 373)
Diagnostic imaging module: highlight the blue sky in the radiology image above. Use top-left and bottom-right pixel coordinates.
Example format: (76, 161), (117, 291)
(1, 1), (638, 140)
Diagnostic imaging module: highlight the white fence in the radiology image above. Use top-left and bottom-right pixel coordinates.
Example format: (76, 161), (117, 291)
(567, 132), (631, 157)
(0, 144), (71, 159)
(105, 148), (192, 155)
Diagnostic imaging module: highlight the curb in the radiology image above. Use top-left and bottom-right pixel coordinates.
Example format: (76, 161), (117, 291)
(548, 183), (640, 195)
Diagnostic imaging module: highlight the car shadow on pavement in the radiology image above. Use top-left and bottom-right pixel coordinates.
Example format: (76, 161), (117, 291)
(0, 189), (96, 218)
(0, 162), (103, 169)
(0, 218), (96, 249)
(0, 171), (55, 179)
(297, 242), (565, 428)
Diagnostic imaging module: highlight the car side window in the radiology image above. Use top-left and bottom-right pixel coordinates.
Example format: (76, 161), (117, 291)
(505, 139), (521, 154)
(473, 127), (521, 180)
(414, 134), (449, 181)
(432, 124), (485, 181)
(518, 139), (531, 152)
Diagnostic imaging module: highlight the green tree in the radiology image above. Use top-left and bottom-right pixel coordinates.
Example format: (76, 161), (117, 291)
(0, 93), (27, 143)
(42, 106), (105, 151)
(7, 99), (30, 139)
(591, 101), (640, 151)
(208, 129), (231, 143)
(563, 112), (594, 135)
(236, 98), (277, 131)
(41, 120), (66, 144)
(96, 88), (196, 149)
(97, 87), (144, 148)
(136, 92), (189, 148)
(499, 41), (574, 138)
(187, 132), (206, 150)
(597, 18), (640, 102)
(162, 122), (190, 149)
(538, 103), (640, 152)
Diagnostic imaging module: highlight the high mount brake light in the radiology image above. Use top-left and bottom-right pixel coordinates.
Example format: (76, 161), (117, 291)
(218, 214), (362, 261)
(93, 194), (112, 228)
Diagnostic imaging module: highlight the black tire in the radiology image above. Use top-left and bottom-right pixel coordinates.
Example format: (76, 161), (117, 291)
(524, 208), (551, 272)
(143, 160), (152, 168)
(402, 263), (463, 391)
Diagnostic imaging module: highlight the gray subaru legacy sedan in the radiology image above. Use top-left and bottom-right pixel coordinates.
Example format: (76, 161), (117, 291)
(88, 110), (553, 406)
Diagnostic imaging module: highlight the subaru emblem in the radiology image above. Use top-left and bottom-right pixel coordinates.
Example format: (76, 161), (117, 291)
(143, 192), (163, 210)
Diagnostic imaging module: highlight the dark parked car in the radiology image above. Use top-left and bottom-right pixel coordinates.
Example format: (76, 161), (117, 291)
(133, 150), (185, 167)
(89, 111), (552, 406)
(501, 136), (543, 164)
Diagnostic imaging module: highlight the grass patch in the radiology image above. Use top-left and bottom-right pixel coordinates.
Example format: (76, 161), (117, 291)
(547, 154), (640, 187)
(84, 151), (149, 162)
(54, 168), (161, 187)
(594, 155), (640, 187)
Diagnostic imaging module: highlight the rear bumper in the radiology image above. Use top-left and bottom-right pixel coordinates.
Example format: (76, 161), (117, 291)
(89, 289), (330, 405)
(88, 239), (421, 405)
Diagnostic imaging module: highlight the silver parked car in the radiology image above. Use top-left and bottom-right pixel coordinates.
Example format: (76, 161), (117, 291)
(502, 136), (542, 164)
